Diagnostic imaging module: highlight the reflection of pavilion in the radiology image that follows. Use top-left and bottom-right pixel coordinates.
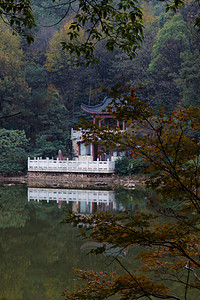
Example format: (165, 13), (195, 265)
(28, 188), (115, 214)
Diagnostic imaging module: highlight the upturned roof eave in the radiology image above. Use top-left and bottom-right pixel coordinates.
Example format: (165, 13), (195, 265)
(81, 106), (111, 115)
(81, 97), (113, 114)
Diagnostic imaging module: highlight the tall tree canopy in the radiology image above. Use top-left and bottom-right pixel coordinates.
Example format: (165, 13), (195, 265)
(147, 14), (192, 111)
(0, 0), (199, 63)
(0, 20), (30, 128)
(45, 0), (200, 65)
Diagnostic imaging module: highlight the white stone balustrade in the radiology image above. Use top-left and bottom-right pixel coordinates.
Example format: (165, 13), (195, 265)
(28, 157), (115, 173)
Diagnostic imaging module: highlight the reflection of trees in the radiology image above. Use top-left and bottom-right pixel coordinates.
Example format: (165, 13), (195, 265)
(114, 188), (155, 211)
(0, 202), (77, 298)
(0, 184), (29, 228)
(0, 185), (108, 299)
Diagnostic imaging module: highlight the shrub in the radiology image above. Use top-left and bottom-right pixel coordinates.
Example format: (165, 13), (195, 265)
(0, 129), (29, 176)
(115, 157), (147, 176)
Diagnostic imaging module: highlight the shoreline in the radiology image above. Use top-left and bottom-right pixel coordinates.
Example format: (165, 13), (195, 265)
(0, 172), (146, 189)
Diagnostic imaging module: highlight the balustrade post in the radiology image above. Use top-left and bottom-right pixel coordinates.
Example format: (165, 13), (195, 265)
(67, 157), (69, 171)
(97, 158), (99, 171)
(57, 157), (59, 169)
(28, 157), (30, 170)
(47, 157), (49, 170)
(37, 157), (40, 169)
(107, 158), (110, 171)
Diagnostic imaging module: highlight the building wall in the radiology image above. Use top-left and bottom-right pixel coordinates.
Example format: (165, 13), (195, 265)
(72, 139), (79, 158)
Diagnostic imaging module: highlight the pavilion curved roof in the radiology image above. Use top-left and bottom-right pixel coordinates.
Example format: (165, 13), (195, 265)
(81, 97), (113, 114)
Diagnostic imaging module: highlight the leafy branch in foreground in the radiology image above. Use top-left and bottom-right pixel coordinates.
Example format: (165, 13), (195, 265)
(62, 89), (200, 299)
(61, 0), (144, 65)
(0, 0), (36, 43)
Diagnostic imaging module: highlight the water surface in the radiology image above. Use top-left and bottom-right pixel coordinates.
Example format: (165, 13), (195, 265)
(0, 183), (149, 300)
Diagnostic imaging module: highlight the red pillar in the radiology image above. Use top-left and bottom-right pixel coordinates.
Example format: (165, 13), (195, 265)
(78, 143), (80, 156)
(92, 144), (95, 161)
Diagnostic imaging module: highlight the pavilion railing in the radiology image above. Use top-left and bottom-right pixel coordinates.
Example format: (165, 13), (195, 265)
(28, 157), (115, 173)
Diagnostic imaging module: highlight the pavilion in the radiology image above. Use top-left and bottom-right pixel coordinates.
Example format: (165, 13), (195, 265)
(71, 97), (126, 161)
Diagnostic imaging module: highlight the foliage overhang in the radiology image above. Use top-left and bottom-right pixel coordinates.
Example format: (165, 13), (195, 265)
(63, 87), (200, 299)
(1, 0), (200, 64)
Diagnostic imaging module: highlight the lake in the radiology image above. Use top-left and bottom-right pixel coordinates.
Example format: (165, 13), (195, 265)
(0, 183), (149, 300)
(1, 183), (198, 300)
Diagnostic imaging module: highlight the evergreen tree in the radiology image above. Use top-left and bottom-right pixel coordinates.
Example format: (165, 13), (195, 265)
(0, 129), (29, 176)
(176, 50), (200, 106)
(147, 14), (192, 112)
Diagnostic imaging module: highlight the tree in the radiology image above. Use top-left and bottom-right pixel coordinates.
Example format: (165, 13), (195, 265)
(147, 14), (192, 112)
(62, 89), (200, 299)
(45, 21), (86, 118)
(175, 50), (200, 107)
(115, 156), (147, 176)
(52, 0), (200, 65)
(0, 129), (29, 176)
(109, 18), (157, 105)
(0, 20), (31, 130)
(32, 85), (70, 158)
(1, 0), (199, 65)
(0, 0), (35, 43)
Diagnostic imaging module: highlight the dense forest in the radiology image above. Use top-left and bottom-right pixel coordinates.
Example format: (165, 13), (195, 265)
(0, 0), (200, 175)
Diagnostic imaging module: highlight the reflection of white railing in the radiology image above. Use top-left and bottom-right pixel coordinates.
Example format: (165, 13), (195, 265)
(28, 157), (115, 173)
(28, 188), (115, 203)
